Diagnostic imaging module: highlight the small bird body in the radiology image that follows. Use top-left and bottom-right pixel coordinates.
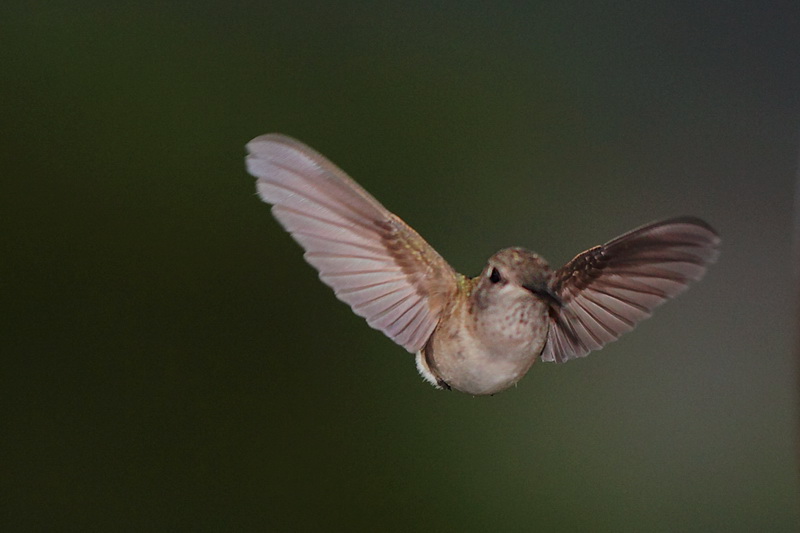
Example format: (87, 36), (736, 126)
(246, 134), (720, 395)
(417, 249), (552, 395)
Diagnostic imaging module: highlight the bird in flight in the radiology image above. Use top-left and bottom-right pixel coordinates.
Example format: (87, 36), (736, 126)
(246, 134), (720, 395)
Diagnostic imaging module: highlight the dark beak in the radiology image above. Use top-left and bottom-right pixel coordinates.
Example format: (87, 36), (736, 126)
(523, 283), (562, 308)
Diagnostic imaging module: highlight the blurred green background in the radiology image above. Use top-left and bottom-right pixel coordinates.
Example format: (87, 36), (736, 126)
(3, 1), (799, 531)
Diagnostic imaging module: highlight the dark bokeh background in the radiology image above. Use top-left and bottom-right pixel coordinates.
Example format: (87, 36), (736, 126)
(3, 1), (799, 530)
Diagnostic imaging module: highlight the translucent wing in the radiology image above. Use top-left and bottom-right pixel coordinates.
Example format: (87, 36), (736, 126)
(541, 217), (720, 363)
(246, 134), (457, 353)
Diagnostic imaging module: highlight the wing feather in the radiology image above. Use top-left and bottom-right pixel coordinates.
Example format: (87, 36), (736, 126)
(541, 217), (720, 363)
(246, 133), (457, 353)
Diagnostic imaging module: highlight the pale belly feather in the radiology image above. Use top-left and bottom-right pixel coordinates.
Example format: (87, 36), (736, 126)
(417, 297), (549, 395)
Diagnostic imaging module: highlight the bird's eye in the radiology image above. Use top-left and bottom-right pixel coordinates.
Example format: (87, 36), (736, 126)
(489, 268), (502, 283)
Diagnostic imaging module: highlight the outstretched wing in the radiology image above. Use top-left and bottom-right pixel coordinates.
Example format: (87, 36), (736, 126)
(541, 217), (720, 363)
(246, 134), (457, 353)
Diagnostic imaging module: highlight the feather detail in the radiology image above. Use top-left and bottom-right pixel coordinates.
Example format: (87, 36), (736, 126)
(246, 134), (457, 353)
(541, 217), (720, 363)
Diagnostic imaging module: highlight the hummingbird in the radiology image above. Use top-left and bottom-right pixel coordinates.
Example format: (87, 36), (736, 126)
(246, 134), (720, 395)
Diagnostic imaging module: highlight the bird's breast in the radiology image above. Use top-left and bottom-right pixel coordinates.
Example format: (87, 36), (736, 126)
(420, 298), (549, 395)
